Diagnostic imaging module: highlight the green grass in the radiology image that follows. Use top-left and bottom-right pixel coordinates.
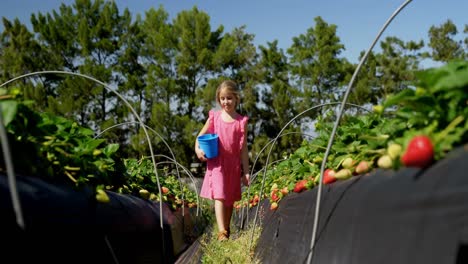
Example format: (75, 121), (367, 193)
(199, 222), (263, 264)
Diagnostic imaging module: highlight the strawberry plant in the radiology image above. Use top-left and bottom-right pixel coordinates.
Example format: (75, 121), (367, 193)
(124, 157), (201, 211)
(0, 88), (202, 211)
(240, 60), (468, 211)
(0, 88), (125, 190)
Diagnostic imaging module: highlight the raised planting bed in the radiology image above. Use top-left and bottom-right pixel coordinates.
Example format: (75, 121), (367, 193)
(0, 174), (208, 264)
(250, 144), (468, 264)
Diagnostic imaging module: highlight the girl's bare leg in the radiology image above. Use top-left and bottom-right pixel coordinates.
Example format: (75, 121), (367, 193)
(215, 199), (230, 240)
(224, 205), (233, 236)
(214, 199), (227, 232)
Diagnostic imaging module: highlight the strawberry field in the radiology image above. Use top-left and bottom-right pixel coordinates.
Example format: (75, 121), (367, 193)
(1, 0), (468, 262)
(1, 59), (467, 264)
(239, 60), (468, 212)
(249, 144), (468, 264)
(221, 59), (468, 263)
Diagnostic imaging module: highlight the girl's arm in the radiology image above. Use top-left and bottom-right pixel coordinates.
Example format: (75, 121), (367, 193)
(195, 118), (210, 161)
(241, 121), (250, 186)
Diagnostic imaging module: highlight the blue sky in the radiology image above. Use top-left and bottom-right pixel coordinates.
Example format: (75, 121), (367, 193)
(1, 0), (466, 65)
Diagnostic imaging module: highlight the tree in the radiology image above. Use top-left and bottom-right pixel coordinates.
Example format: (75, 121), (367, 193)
(0, 18), (49, 110)
(428, 19), (465, 62)
(132, 6), (177, 159)
(287, 16), (348, 117)
(465, 25), (468, 60)
(374, 37), (424, 98)
(173, 6), (220, 116)
(344, 51), (378, 106)
(253, 40), (302, 163)
(30, 0), (133, 132)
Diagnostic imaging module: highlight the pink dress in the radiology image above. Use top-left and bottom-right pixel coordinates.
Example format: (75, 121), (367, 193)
(199, 110), (248, 206)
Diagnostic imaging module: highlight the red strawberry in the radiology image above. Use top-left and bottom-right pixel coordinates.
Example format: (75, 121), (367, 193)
(253, 194), (260, 203)
(323, 169), (336, 184)
(161, 186), (170, 194)
(401, 135), (434, 168)
(270, 190), (281, 202)
(293, 179), (308, 193)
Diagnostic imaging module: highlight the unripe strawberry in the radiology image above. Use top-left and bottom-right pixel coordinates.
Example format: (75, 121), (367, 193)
(313, 156), (323, 163)
(270, 202), (278, 210)
(355, 160), (371, 174)
(415, 87), (426, 96)
(270, 183), (278, 192)
(280, 187), (289, 195)
(377, 155), (393, 169)
(95, 189), (110, 203)
(335, 168), (352, 180)
(139, 189), (150, 199)
(314, 174), (320, 184)
(341, 157), (355, 169)
(387, 143), (403, 160)
(373, 105), (384, 114)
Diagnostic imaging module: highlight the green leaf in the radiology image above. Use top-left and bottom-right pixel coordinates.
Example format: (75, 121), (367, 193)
(102, 143), (120, 157)
(432, 61), (468, 93)
(383, 89), (414, 108)
(0, 100), (18, 126)
(80, 138), (106, 153)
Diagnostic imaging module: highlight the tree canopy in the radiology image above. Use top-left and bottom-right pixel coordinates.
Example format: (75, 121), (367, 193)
(1, 0), (466, 172)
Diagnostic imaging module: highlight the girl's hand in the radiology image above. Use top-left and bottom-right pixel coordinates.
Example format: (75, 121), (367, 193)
(196, 148), (207, 162)
(242, 174), (250, 186)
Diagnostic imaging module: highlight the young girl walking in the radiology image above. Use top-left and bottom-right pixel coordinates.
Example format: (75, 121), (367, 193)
(195, 80), (250, 241)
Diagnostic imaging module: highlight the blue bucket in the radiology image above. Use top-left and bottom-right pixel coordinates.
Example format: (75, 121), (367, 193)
(198, 134), (219, 158)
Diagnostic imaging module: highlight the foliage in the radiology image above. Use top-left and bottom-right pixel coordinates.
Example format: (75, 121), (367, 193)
(1, 0), (467, 178)
(0, 87), (202, 213)
(428, 20), (466, 62)
(239, 60), (468, 210)
(287, 16), (348, 116)
(123, 157), (202, 211)
(0, 87), (124, 188)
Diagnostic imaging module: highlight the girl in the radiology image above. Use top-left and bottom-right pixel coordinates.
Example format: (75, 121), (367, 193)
(195, 80), (250, 241)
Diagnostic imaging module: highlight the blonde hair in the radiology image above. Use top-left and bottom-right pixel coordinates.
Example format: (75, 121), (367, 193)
(216, 80), (240, 108)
